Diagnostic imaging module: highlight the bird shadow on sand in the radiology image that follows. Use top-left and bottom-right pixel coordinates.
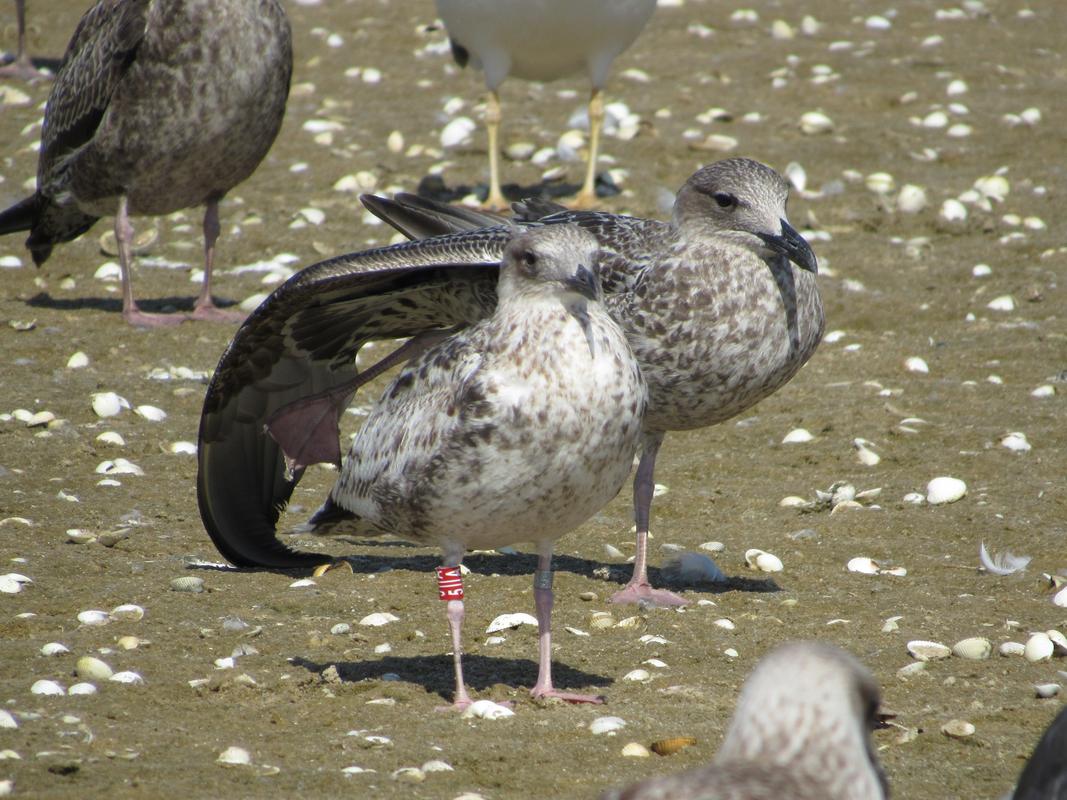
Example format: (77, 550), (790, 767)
(290, 652), (612, 702)
(416, 172), (620, 205)
(25, 291), (242, 316)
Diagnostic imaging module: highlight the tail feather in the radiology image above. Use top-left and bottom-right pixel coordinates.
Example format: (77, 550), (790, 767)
(0, 193), (98, 266)
(0, 195), (36, 237)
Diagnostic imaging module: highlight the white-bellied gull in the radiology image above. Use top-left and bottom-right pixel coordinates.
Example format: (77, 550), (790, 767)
(0, 0), (292, 326)
(435, 0), (656, 209)
(300, 224), (646, 707)
(600, 641), (889, 800)
(196, 158), (823, 611)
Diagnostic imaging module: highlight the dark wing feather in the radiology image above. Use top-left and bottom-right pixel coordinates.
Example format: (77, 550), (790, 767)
(197, 233), (507, 568)
(1013, 706), (1067, 800)
(360, 193), (509, 240)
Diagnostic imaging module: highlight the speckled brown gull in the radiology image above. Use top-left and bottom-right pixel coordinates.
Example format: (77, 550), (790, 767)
(435, 0), (656, 209)
(302, 224), (646, 707)
(0, 0), (291, 326)
(1009, 704), (1067, 800)
(195, 158), (823, 605)
(601, 641), (888, 800)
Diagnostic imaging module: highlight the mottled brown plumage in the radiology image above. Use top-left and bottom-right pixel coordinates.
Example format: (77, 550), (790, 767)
(601, 642), (888, 800)
(195, 159), (823, 599)
(0, 0), (291, 326)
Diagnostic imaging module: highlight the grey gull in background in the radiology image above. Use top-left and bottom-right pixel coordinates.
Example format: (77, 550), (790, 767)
(435, 0), (657, 209)
(0, 0), (292, 326)
(600, 641), (889, 800)
(196, 158), (823, 611)
(300, 224), (646, 707)
(1009, 704), (1067, 800)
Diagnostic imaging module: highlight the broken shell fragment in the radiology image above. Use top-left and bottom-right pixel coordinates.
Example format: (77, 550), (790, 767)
(907, 640), (951, 661)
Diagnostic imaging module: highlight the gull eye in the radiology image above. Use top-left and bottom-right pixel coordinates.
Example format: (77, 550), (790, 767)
(712, 192), (737, 209)
(523, 250), (538, 267)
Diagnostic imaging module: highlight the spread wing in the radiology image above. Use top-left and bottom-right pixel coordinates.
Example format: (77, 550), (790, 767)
(196, 233), (506, 568)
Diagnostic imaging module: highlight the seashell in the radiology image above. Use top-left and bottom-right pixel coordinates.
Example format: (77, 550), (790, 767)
(779, 496), (809, 508)
(940, 199), (967, 222)
(650, 737), (697, 756)
(1034, 684), (1061, 699)
(25, 410), (55, 427)
(926, 477), (966, 505)
(31, 679), (65, 696)
(0, 711), (17, 730)
(699, 541), (725, 553)
(330, 623), (351, 636)
(713, 618), (736, 631)
(341, 766), (376, 775)
(883, 566), (907, 577)
(781, 428), (814, 444)
(134, 405), (167, 422)
(0, 573), (30, 594)
(110, 671), (144, 684)
(882, 616), (902, 633)
(67, 351), (90, 369)
(1025, 632), (1054, 663)
(623, 669), (651, 682)
(897, 185), (928, 213)
(898, 662), (925, 678)
(987, 295), (1015, 312)
(974, 175), (1010, 201)
(440, 117), (476, 148)
(644, 658), (668, 668)
(904, 356), (929, 374)
(902, 492), (925, 505)
(170, 576), (205, 593)
(639, 634), (670, 644)
(391, 767), (425, 784)
(77, 609), (110, 626)
(848, 557), (880, 575)
(853, 440), (880, 466)
(486, 612), (538, 633)
(952, 637), (991, 660)
(68, 683), (97, 696)
(907, 640), (951, 661)
(745, 549), (783, 573)
(116, 636), (142, 650)
(359, 612), (399, 627)
(217, 746), (253, 766)
(461, 700), (514, 720)
(621, 742), (650, 757)
(724, 647), (739, 658)
(169, 441), (197, 455)
(865, 172), (895, 194)
(421, 759), (453, 773)
(589, 716), (626, 735)
(591, 612), (616, 629)
(95, 458), (144, 476)
(799, 111), (833, 134)
(41, 642), (70, 657)
(374, 643), (391, 654)
(110, 604), (144, 622)
(615, 616), (641, 629)
(1054, 586), (1067, 608)
(603, 543), (624, 559)
(998, 641), (1025, 657)
(1047, 630), (1067, 655)
(941, 719), (975, 739)
(96, 431), (125, 446)
(91, 392), (129, 418)
(76, 656), (113, 681)
(288, 578), (315, 588)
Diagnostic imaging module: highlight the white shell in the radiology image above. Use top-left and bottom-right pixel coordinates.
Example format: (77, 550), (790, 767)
(134, 405), (167, 422)
(485, 612), (538, 633)
(897, 184), (928, 213)
(940, 198), (968, 221)
(1000, 432), (1031, 452)
(848, 557), (880, 575)
(170, 576), (205, 593)
(1054, 586), (1067, 608)
(91, 391), (129, 418)
(799, 111), (834, 134)
(952, 637), (992, 660)
(1024, 632), (1054, 663)
(904, 356), (929, 374)
(622, 669), (651, 682)
(77, 609), (110, 626)
(745, 549), (783, 572)
(926, 477), (967, 505)
(31, 679), (65, 696)
(41, 642), (70, 657)
(68, 683), (97, 696)
(998, 642), (1025, 657)
(359, 612), (399, 627)
(96, 431), (125, 446)
(95, 458), (144, 476)
(67, 351), (90, 369)
(0, 574), (30, 594)
(391, 767), (425, 784)
(1047, 630), (1067, 655)
(907, 640), (951, 661)
(461, 700), (514, 720)
(76, 656), (113, 681)
(781, 428), (814, 444)
(621, 742), (651, 757)
(713, 618), (736, 631)
(440, 117), (476, 148)
(1034, 684), (1061, 699)
(288, 579), (316, 588)
(987, 295), (1015, 312)
(941, 719), (975, 739)
(589, 716), (627, 735)
(109, 671), (144, 684)
(217, 746), (252, 766)
(0, 711), (17, 730)
(109, 604), (144, 622)
(169, 441), (197, 455)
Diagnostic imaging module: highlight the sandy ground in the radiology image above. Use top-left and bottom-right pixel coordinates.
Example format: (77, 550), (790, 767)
(1, 1), (1066, 798)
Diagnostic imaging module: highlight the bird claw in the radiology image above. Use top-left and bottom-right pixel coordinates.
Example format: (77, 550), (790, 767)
(610, 582), (689, 608)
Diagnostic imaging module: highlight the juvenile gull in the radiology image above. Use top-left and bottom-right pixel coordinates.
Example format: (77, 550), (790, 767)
(302, 224), (646, 707)
(600, 641), (889, 800)
(1009, 704), (1067, 800)
(435, 0), (657, 209)
(0, 0), (292, 327)
(196, 158), (823, 610)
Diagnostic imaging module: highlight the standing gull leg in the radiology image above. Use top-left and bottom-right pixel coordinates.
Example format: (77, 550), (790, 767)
(0, 0), (41, 80)
(572, 88), (604, 209)
(484, 89), (507, 210)
(437, 553), (474, 710)
(190, 198), (243, 322)
(611, 433), (688, 606)
(531, 543), (604, 703)
(116, 196), (184, 328)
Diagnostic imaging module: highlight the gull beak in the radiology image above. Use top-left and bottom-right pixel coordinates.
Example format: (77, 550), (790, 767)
(564, 264), (600, 300)
(757, 219), (818, 274)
